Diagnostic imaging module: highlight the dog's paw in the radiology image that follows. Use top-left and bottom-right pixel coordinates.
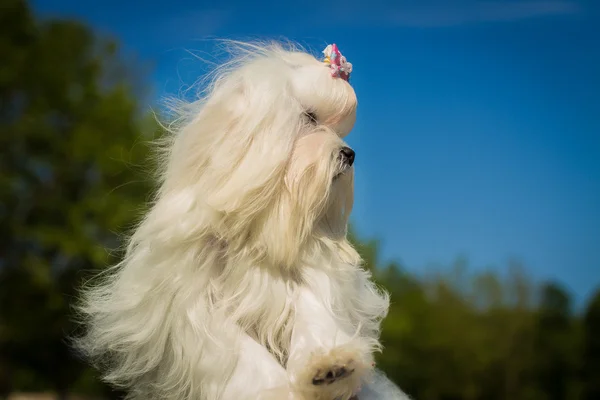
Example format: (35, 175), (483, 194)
(312, 363), (355, 386)
(291, 343), (372, 400)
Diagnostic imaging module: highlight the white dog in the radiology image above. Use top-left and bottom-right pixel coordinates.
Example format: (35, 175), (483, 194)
(76, 41), (409, 400)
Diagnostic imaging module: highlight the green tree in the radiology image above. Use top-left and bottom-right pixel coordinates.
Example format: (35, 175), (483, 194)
(0, 0), (155, 396)
(533, 282), (579, 400)
(582, 288), (600, 400)
(370, 257), (548, 400)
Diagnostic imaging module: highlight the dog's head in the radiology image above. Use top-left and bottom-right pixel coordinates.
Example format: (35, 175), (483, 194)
(160, 42), (358, 267)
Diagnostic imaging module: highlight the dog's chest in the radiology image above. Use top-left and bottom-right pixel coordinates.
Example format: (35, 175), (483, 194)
(233, 276), (299, 362)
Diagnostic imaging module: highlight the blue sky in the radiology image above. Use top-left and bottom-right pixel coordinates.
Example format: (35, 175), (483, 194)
(33, 0), (600, 307)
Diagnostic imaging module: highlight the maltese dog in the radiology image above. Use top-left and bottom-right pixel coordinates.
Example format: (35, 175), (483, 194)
(76, 41), (409, 400)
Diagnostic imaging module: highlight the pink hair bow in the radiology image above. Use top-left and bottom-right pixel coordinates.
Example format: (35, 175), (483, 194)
(323, 44), (352, 81)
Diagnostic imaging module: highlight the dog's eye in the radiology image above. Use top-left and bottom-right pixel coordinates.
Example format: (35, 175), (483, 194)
(304, 111), (318, 124)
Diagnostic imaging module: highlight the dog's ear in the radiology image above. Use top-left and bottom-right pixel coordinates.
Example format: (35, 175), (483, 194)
(164, 77), (303, 241)
(204, 90), (299, 210)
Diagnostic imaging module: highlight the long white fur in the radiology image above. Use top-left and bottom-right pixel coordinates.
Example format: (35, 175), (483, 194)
(75, 41), (409, 400)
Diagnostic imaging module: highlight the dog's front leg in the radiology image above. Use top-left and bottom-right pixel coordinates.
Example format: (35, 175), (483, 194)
(287, 286), (374, 400)
(221, 332), (301, 400)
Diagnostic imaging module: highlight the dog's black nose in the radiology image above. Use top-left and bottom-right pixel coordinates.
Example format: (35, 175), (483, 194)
(339, 147), (355, 167)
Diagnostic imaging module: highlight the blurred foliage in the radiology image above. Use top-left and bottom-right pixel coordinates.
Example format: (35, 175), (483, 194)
(1, 1), (600, 399)
(0, 0), (155, 398)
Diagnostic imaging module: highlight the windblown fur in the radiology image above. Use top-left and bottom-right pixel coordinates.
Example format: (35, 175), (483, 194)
(75, 41), (409, 400)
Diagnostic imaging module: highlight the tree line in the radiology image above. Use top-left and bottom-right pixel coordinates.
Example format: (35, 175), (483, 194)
(1, 1), (599, 399)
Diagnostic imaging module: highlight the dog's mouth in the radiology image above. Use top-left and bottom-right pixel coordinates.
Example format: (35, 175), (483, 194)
(333, 166), (352, 181)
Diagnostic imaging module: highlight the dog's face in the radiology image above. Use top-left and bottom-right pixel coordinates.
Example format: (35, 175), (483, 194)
(165, 44), (358, 266)
(286, 51), (357, 186)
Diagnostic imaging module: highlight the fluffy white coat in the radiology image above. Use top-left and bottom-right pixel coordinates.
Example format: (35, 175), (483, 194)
(76, 41), (410, 400)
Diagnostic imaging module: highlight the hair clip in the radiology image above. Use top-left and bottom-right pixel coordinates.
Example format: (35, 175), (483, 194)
(323, 44), (352, 81)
